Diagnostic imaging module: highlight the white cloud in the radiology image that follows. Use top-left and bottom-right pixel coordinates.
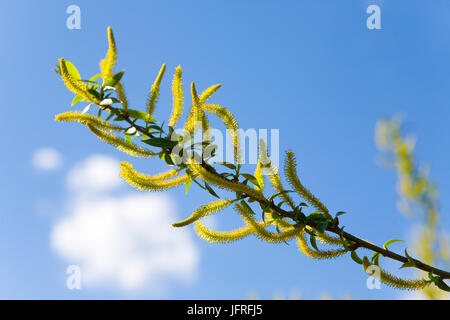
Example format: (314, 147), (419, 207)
(32, 147), (63, 171)
(66, 154), (122, 192)
(51, 154), (200, 293)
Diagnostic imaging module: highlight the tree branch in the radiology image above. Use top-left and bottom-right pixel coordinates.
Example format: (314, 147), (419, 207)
(106, 105), (450, 281)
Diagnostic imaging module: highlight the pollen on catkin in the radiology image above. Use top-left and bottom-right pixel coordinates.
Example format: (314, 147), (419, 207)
(147, 64), (166, 117)
(168, 66), (184, 127)
(183, 82), (204, 135)
(59, 58), (99, 104)
(55, 111), (123, 131)
(119, 161), (189, 191)
(99, 26), (117, 82)
(199, 84), (221, 104)
(194, 221), (259, 244)
(115, 82), (129, 110)
(296, 231), (347, 259)
(235, 203), (301, 243)
(202, 103), (241, 164)
(258, 140), (296, 210)
(86, 124), (156, 158)
(284, 150), (330, 216)
(274, 216), (344, 256)
(172, 199), (234, 227)
(362, 257), (430, 290)
(254, 160), (265, 192)
(188, 160), (266, 202)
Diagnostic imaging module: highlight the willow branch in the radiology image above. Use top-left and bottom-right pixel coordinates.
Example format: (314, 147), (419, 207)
(99, 104), (450, 281)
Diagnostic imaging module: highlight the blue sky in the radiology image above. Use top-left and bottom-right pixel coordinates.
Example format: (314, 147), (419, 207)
(0, 0), (449, 299)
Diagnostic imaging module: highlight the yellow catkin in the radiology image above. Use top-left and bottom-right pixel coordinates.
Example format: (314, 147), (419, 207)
(254, 160), (265, 192)
(253, 139), (268, 192)
(188, 160), (266, 202)
(202, 113), (212, 143)
(168, 66), (184, 127)
(119, 161), (189, 191)
(116, 82), (128, 110)
(258, 139), (296, 209)
(199, 84), (221, 104)
(182, 83), (220, 140)
(55, 111), (123, 131)
(235, 203), (302, 243)
(304, 226), (343, 246)
(100, 27), (117, 83)
(100, 26), (117, 82)
(86, 125), (156, 158)
(199, 84), (221, 142)
(147, 64), (166, 117)
(275, 218), (345, 257)
(194, 221), (259, 244)
(202, 103), (241, 164)
(59, 58), (99, 104)
(362, 257), (430, 290)
(172, 199), (234, 227)
(284, 150), (330, 216)
(268, 163), (296, 210)
(296, 231), (347, 259)
(183, 82), (203, 135)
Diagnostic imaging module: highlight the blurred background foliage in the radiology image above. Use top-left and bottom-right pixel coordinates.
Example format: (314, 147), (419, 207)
(376, 117), (449, 299)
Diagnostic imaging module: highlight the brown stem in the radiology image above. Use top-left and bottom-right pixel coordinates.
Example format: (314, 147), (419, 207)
(109, 106), (450, 281)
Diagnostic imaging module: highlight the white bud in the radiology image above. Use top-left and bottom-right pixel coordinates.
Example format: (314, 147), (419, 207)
(99, 98), (113, 106)
(82, 103), (92, 114)
(126, 127), (137, 135)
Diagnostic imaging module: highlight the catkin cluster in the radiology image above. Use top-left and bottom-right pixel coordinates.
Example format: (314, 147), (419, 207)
(54, 27), (437, 292)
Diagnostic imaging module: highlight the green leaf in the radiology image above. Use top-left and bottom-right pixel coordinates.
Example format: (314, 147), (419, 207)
(87, 74), (102, 88)
(204, 182), (220, 199)
(404, 248), (414, 261)
(307, 212), (329, 224)
(371, 251), (380, 261)
(185, 179), (192, 195)
(88, 87), (101, 100)
(241, 174), (261, 189)
(335, 211), (347, 217)
(72, 94), (84, 106)
(293, 211), (306, 223)
(192, 178), (206, 190)
(143, 138), (177, 149)
(298, 202), (308, 207)
(371, 252), (380, 266)
(64, 59), (81, 80)
(399, 261), (416, 269)
(215, 162), (236, 170)
(435, 278), (450, 292)
(240, 200), (256, 215)
(276, 200), (287, 208)
(351, 251), (363, 265)
(125, 109), (152, 121)
(310, 234), (319, 251)
(54, 64), (61, 76)
(105, 70), (125, 87)
(317, 222), (329, 233)
(304, 227), (316, 236)
(268, 190), (294, 202)
(383, 239), (403, 250)
(162, 153), (175, 166)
